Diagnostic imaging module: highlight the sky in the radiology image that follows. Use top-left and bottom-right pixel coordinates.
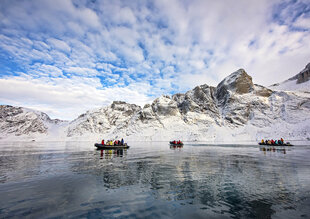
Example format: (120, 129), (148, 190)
(0, 0), (309, 120)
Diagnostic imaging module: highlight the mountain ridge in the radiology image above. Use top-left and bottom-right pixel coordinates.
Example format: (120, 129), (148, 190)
(1, 65), (310, 142)
(270, 62), (310, 92)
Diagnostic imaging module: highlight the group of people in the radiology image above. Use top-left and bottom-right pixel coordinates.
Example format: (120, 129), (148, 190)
(101, 138), (125, 146)
(261, 138), (284, 145)
(171, 140), (183, 145)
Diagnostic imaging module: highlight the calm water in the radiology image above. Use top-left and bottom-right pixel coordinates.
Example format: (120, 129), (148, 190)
(0, 141), (310, 218)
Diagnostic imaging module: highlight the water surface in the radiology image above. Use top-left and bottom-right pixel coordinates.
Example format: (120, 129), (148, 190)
(0, 141), (309, 218)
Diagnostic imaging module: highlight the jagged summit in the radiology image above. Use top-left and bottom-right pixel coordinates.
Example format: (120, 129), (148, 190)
(217, 69), (254, 95)
(215, 69), (255, 107)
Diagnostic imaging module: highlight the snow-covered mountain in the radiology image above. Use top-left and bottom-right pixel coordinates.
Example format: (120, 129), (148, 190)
(0, 105), (67, 140)
(1, 65), (310, 143)
(270, 63), (310, 92)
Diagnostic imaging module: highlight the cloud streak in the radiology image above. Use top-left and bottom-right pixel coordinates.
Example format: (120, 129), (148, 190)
(0, 0), (309, 119)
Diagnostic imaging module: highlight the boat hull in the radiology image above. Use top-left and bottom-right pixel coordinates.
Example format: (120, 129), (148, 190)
(258, 142), (293, 146)
(169, 141), (184, 146)
(94, 143), (130, 149)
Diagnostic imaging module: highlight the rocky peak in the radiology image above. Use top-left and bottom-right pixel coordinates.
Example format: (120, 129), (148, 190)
(0, 105), (23, 119)
(110, 101), (141, 116)
(151, 95), (179, 116)
(111, 101), (139, 110)
(296, 63), (310, 84)
(216, 69), (254, 106)
(191, 84), (215, 102)
(172, 93), (185, 104)
(217, 69), (254, 94)
(172, 84), (218, 114)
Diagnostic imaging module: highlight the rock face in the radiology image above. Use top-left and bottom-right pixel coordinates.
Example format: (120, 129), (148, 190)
(297, 63), (310, 84)
(216, 69), (255, 107)
(174, 84), (218, 114)
(1, 66), (310, 142)
(67, 101), (141, 137)
(217, 69), (254, 95)
(0, 105), (63, 138)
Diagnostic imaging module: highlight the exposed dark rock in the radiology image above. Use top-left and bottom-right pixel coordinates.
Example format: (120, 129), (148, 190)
(217, 69), (254, 95)
(286, 63), (310, 84)
(254, 84), (273, 97)
(297, 63), (310, 84)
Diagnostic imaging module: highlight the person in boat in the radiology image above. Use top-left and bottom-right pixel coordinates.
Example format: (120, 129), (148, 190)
(279, 139), (283, 145)
(275, 140), (278, 145)
(281, 138), (284, 144)
(261, 139), (264, 144)
(121, 138), (124, 146)
(101, 139), (105, 145)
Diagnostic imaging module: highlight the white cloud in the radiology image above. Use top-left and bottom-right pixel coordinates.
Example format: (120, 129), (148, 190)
(28, 64), (63, 77)
(47, 38), (71, 53)
(115, 7), (137, 25)
(65, 67), (98, 77)
(294, 15), (310, 29)
(76, 7), (101, 29)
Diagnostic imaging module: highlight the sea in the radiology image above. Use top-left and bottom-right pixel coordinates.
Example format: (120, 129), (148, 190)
(0, 141), (309, 218)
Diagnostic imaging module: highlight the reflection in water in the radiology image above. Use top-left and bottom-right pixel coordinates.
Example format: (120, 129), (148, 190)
(259, 146), (287, 154)
(169, 145), (183, 150)
(0, 142), (310, 218)
(99, 149), (127, 159)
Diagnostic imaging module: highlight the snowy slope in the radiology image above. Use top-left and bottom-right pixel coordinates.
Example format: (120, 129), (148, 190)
(66, 101), (141, 140)
(270, 63), (310, 92)
(270, 80), (310, 92)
